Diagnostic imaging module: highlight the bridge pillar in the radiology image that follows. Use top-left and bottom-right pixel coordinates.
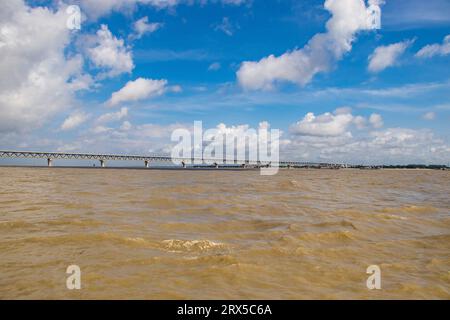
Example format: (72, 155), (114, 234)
(47, 158), (53, 167)
(144, 160), (149, 168)
(100, 159), (106, 168)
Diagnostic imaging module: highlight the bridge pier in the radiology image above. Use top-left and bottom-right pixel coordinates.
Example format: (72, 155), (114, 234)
(99, 159), (106, 168)
(144, 160), (149, 168)
(47, 158), (53, 167)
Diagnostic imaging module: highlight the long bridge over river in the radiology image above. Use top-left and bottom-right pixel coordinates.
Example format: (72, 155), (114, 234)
(0, 150), (340, 169)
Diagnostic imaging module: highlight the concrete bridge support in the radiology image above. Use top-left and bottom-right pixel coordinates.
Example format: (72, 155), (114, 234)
(47, 158), (53, 167)
(100, 159), (106, 168)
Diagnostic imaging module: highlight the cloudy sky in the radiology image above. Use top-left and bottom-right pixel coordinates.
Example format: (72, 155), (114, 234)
(1, 0), (449, 164)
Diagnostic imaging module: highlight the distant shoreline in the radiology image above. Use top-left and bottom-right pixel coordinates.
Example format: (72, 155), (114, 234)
(0, 165), (448, 171)
(0, 165), (258, 171)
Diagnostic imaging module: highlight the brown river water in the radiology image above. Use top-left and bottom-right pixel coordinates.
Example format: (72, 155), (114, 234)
(0, 167), (449, 299)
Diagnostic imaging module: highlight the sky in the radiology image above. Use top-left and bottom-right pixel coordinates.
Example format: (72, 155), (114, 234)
(0, 0), (449, 165)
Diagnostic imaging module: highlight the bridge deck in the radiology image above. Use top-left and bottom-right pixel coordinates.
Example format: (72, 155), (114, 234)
(0, 150), (321, 166)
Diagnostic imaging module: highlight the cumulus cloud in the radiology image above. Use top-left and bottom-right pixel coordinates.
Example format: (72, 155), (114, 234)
(368, 40), (413, 73)
(284, 112), (449, 164)
(368, 128), (448, 162)
(415, 35), (450, 58)
(75, 122), (191, 155)
(289, 108), (385, 138)
(132, 16), (163, 39)
(120, 121), (132, 131)
(353, 115), (367, 129)
(237, 0), (383, 90)
(423, 111), (436, 120)
(369, 113), (383, 128)
(108, 78), (169, 106)
(0, 0), (89, 133)
(60, 111), (90, 131)
(91, 125), (112, 134)
(283, 108), (447, 164)
(87, 25), (134, 78)
(290, 110), (355, 137)
(198, 121), (286, 162)
(60, 120), (280, 158)
(96, 107), (129, 124)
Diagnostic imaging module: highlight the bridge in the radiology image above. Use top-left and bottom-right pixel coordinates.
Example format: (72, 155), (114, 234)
(0, 150), (329, 168)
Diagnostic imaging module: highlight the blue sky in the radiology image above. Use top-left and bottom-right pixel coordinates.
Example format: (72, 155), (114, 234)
(0, 0), (449, 164)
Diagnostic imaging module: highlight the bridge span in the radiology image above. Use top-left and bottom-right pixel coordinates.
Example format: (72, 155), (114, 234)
(0, 150), (325, 168)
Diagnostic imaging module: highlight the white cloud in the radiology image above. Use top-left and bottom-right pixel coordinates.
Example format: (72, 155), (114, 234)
(368, 128), (445, 159)
(353, 115), (367, 129)
(108, 78), (169, 106)
(284, 119), (450, 165)
(285, 108), (446, 164)
(237, 0), (382, 90)
(79, 0), (179, 19)
(423, 111), (436, 120)
(96, 107), (128, 124)
(368, 40), (412, 73)
(208, 62), (221, 71)
(215, 17), (238, 36)
(80, 122), (191, 155)
(0, 1), (89, 133)
(416, 35), (450, 58)
(91, 125), (112, 134)
(290, 109), (355, 137)
(132, 16), (163, 39)
(78, 0), (249, 20)
(369, 113), (383, 128)
(58, 120), (276, 158)
(60, 111), (90, 131)
(221, 0), (248, 5)
(169, 85), (183, 93)
(87, 25), (134, 78)
(197, 122), (288, 161)
(120, 121), (132, 131)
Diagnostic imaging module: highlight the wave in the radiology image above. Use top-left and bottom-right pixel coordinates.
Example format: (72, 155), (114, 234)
(310, 220), (357, 230)
(0, 220), (34, 229)
(380, 205), (438, 214)
(297, 230), (356, 242)
(161, 239), (227, 252)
